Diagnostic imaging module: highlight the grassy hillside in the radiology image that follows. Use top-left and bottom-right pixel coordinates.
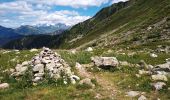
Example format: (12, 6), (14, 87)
(59, 0), (170, 49)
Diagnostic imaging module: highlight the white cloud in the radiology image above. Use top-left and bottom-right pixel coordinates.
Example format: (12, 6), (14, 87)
(111, 0), (128, 4)
(23, 0), (109, 8)
(0, 1), (32, 12)
(35, 10), (91, 26)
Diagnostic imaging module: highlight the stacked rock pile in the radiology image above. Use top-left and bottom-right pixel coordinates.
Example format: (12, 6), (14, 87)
(11, 47), (80, 84)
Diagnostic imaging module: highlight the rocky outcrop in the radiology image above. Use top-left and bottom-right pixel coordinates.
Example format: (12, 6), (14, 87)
(11, 47), (79, 84)
(91, 56), (119, 68)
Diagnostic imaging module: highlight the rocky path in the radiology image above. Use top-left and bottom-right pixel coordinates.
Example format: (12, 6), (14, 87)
(76, 63), (119, 99)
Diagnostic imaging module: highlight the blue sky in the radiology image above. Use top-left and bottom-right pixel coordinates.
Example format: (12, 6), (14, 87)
(0, 0), (127, 28)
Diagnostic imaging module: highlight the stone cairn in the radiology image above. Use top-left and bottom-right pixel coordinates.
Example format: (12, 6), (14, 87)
(11, 47), (80, 84)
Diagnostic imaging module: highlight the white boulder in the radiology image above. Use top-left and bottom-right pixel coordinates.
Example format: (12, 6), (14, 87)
(0, 83), (9, 89)
(85, 47), (93, 52)
(150, 53), (158, 58)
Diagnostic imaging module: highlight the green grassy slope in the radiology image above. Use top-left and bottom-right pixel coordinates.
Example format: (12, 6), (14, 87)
(60, 0), (170, 49)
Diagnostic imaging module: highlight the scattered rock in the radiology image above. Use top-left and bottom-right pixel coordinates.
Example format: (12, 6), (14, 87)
(79, 78), (95, 88)
(15, 52), (20, 54)
(148, 65), (154, 71)
(0, 83), (9, 89)
(147, 26), (152, 30)
(150, 53), (158, 58)
(91, 56), (119, 68)
(139, 70), (151, 75)
(70, 49), (76, 54)
(155, 71), (168, 75)
(156, 45), (170, 54)
(95, 93), (102, 99)
(85, 47), (93, 52)
(2, 51), (11, 54)
(30, 48), (38, 52)
(138, 60), (148, 70)
(22, 61), (30, 66)
(70, 75), (80, 84)
(135, 74), (141, 78)
(154, 62), (170, 72)
(126, 91), (140, 97)
(138, 95), (147, 100)
(13, 50), (19, 52)
(9, 68), (15, 73)
(152, 82), (166, 90)
(151, 74), (168, 81)
(120, 61), (129, 66)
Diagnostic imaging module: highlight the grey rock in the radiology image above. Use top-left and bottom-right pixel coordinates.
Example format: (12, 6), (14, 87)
(138, 95), (147, 100)
(138, 60), (148, 70)
(91, 56), (119, 68)
(85, 47), (93, 52)
(46, 62), (55, 71)
(154, 62), (170, 72)
(151, 74), (168, 81)
(150, 53), (158, 58)
(33, 77), (43, 82)
(70, 75), (80, 81)
(30, 48), (38, 52)
(34, 59), (41, 65)
(21, 61), (29, 66)
(152, 82), (166, 90)
(120, 61), (129, 66)
(34, 73), (44, 77)
(33, 64), (44, 73)
(139, 70), (151, 75)
(126, 91), (140, 97)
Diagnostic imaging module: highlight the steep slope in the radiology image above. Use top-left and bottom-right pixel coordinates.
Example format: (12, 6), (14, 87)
(3, 0), (170, 49)
(60, 0), (170, 49)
